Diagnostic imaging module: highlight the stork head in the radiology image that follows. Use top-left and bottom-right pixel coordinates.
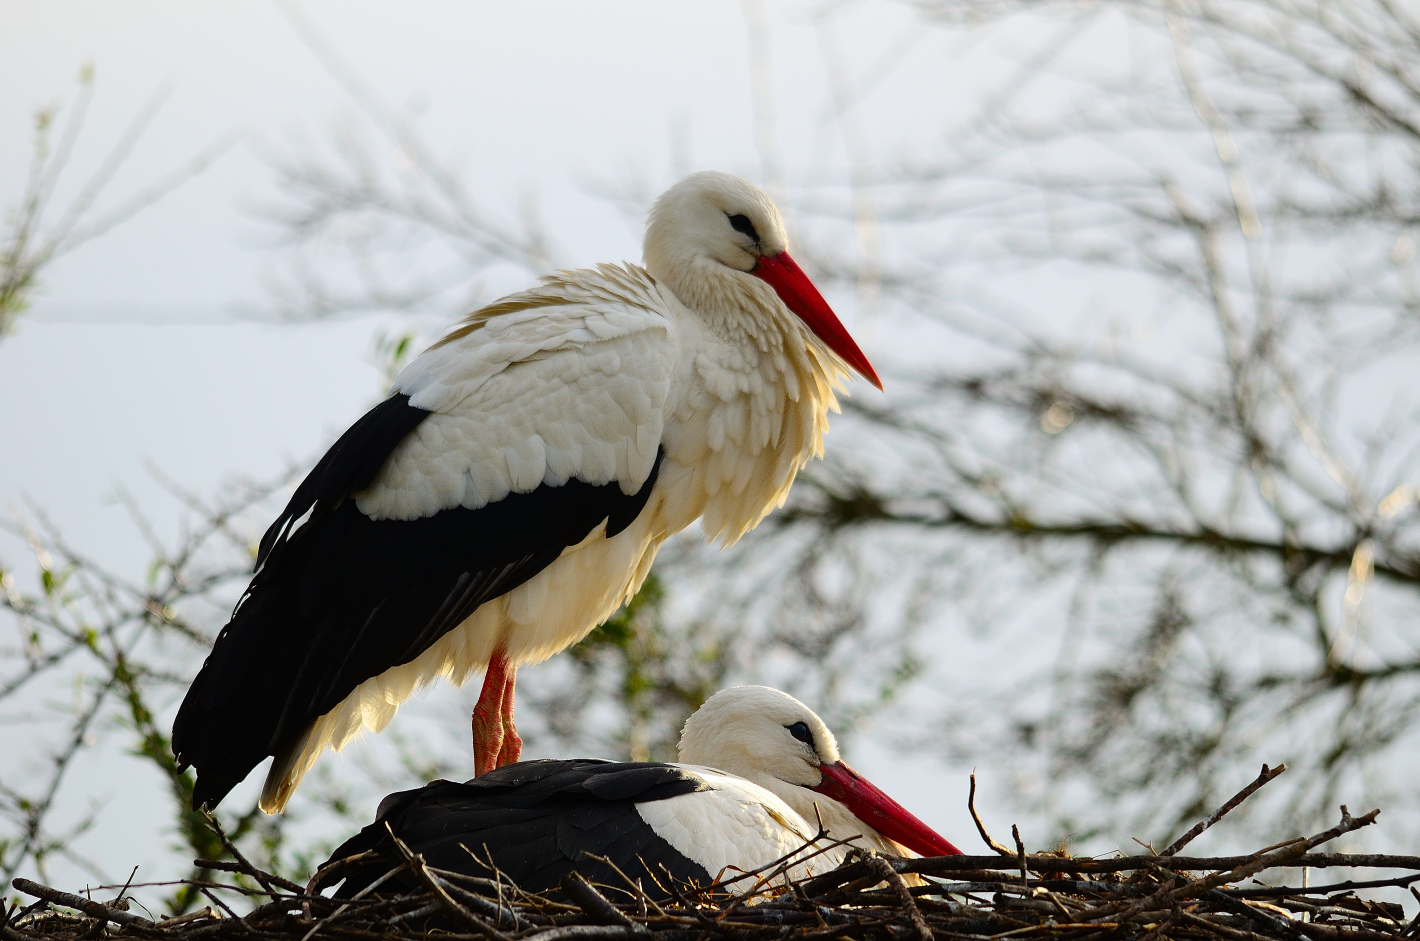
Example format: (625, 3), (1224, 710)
(644, 172), (882, 390)
(678, 685), (961, 858)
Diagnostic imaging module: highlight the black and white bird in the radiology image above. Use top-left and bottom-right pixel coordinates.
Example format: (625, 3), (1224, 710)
(317, 686), (961, 900)
(172, 172), (881, 813)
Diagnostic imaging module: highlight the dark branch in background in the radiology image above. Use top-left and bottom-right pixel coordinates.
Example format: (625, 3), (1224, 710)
(9, 0), (1420, 905)
(0, 473), (294, 900)
(729, 0), (1420, 847)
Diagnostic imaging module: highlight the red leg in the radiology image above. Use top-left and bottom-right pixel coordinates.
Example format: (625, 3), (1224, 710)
(471, 650), (513, 776)
(495, 669), (522, 768)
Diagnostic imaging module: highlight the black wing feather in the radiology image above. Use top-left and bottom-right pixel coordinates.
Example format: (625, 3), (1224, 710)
(172, 394), (664, 810)
(318, 760), (714, 903)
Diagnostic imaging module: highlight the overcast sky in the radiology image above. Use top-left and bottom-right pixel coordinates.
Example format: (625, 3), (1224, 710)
(1, 0), (1034, 891)
(1, 0), (999, 555)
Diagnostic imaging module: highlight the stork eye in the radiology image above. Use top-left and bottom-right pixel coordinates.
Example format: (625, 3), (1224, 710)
(787, 721), (814, 746)
(727, 213), (760, 243)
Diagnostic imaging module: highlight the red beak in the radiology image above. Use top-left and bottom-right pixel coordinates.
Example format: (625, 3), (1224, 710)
(811, 760), (964, 857)
(752, 252), (883, 390)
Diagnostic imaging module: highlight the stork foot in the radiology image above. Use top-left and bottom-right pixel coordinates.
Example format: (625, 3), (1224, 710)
(472, 650), (520, 775)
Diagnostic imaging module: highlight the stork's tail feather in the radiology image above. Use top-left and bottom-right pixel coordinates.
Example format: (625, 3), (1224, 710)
(260, 724), (317, 814)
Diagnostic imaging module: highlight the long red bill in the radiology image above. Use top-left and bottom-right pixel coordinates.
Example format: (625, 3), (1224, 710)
(812, 760), (963, 857)
(752, 252), (883, 390)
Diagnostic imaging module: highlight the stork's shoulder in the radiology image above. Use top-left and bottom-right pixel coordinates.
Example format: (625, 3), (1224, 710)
(361, 266), (679, 519)
(397, 263), (676, 409)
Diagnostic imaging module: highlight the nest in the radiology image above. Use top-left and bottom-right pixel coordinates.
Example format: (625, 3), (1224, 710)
(5, 766), (1418, 941)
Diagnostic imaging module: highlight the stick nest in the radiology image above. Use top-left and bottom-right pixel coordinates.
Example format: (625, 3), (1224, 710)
(5, 767), (1418, 941)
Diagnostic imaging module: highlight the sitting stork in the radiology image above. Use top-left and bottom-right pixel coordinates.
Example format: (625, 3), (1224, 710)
(172, 172), (881, 813)
(318, 687), (961, 899)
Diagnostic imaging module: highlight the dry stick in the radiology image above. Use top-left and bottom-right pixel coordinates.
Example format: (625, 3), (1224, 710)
(296, 864), (407, 941)
(154, 907), (221, 928)
(10, 879), (154, 929)
(522, 927), (667, 941)
(576, 854), (669, 919)
(200, 813), (298, 896)
(1178, 909), (1276, 941)
(385, 831), (511, 941)
(1133, 914), (1179, 941)
(1294, 922), (1408, 941)
(1231, 872), (1420, 898)
(558, 874), (642, 933)
(969, 772), (1015, 857)
(900, 851), (1420, 877)
(1404, 886), (1420, 935)
(198, 886), (238, 921)
(1200, 889), (1306, 941)
(1162, 763), (1288, 858)
(1403, 887), (1420, 937)
(866, 855), (932, 941)
(1012, 825), (1028, 889)
(1105, 805), (1381, 926)
(438, 873), (529, 930)
(191, 858), (302, 895)
(303, 849), (378, 897)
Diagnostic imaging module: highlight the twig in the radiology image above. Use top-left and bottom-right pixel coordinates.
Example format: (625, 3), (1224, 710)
(305, 849), (378, 896)
(1403, 887), (1420, 937)
(198, 887), (238, 921)
(866, 854), (932, 941)
(1012, 825), (1028, 888)
(6, 799), (1416, 941)
(384, 827), (511, 941)
(9, 878), (153, 928)
(1162, 764), (1288, 857)
(902, 851), (1420, 877)
(297, 864), (405, 941)
(559, 874), (644, 934)
(969, 772), (1014, 857)
(200, 814), (292, 896)
(1230, 873), (1420, 898)
(192, 857), (303, 894)
(1120, 806), (1380, 922)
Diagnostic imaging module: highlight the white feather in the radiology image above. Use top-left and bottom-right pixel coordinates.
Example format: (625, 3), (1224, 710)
(260, 175), (856, 812)
(635, 766), (846, 888)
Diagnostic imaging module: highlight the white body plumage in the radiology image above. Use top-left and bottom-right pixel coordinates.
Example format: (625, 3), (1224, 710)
(253, 173), (879, 812)
(317, 687), (960, 900)
(637, 765), (846, 886)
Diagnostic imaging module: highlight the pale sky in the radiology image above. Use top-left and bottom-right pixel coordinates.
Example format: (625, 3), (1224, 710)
(2, 0), (1019, 893)
(10, 0), (1409, 907)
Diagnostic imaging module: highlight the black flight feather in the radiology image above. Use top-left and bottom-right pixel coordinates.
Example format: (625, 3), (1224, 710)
(317, 759), (715, 903)
(172, 394), (665, 811)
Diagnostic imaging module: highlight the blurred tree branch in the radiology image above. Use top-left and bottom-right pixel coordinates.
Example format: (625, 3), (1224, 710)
(0, 474), (288, 898)
(753, 0), (1420, 845)
(0, 65), (236, 336)
(11, 0), (1420, 901)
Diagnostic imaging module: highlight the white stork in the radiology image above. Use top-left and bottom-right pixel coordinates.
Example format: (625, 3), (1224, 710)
(318, 686), (962, 899)
(172, 171), (881, 814)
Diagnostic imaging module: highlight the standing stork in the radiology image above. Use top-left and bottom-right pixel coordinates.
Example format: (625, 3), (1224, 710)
(172, 171), (881, 813)
(317, 686), (962, 900)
